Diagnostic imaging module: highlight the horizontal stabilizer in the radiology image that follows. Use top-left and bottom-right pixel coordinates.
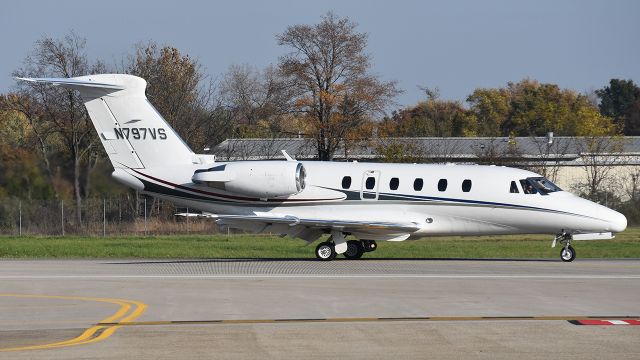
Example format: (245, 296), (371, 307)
(16, 77), (125, 90)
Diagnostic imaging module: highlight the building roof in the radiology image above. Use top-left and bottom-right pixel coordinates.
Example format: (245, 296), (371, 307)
(209, 136), (640, 164)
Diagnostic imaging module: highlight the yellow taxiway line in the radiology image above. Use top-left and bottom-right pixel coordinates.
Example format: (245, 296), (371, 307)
(0, 294), (147, 352)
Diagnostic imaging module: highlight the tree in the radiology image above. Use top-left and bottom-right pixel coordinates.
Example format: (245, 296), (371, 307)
(625, 99), (640, 136)
(374, 140), (425, 163)
(466, 88), (510, 137)
(506, 79), (589, 136)
(0, 107), (54, 200)
(128, 42), (221, 151)
(596, 79), (640, 135)
(381, 89), (476, 137)
(474, 137), (522, 167)
(277, 12), (400, 160)
(526, 135), (574, 183)
(573, 107), (622, 200)
(0, 93), (58, 197)
(466, 79), (609, 137)
(11, 32), (106, 225)
(623, 168), (640, 203)
(219, 64), (295, 138)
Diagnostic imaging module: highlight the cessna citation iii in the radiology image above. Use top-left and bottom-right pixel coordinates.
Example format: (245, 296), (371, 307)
(18, 75), (627, 262)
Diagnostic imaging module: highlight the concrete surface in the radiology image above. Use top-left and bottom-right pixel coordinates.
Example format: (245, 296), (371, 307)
(0, 259), (639, 359)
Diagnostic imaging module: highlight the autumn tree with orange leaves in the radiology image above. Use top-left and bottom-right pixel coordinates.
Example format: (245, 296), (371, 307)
(277, 12), (400, 160)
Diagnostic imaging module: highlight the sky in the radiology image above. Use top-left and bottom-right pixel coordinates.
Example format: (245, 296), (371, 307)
(1, 0), (638, 107)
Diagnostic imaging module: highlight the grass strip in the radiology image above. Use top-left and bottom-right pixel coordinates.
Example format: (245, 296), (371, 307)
(0, 228), (638, 259)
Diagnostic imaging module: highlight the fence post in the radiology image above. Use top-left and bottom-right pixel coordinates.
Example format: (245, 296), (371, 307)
(61, 200), (65, 236)
(144, 197), (147, 236)
(18, 200), (22, 236)
(103, 199), (106, 237)
(186, 207), (190, 232)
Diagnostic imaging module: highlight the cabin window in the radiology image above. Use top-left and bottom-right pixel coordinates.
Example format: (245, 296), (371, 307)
(438, 179), (447, 192)
(365, 177), (376, 190)
(510, 181), (519, 193)
(414, 178), (424, 191)
(389, 177), (399, 190)
(342, 176), (352, 189)
(462, 179), (472, 192)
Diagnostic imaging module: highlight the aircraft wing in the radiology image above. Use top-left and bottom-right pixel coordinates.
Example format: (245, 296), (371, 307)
(212, 214), (421, 242)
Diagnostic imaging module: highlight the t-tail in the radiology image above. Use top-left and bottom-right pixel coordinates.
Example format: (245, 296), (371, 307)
(17, 74), (194, 170)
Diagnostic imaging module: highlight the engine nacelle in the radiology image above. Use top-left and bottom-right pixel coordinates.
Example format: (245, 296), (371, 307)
(192, 161), (306, 199)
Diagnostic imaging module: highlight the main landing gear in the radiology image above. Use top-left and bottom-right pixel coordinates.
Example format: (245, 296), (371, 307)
(552, 232), (576, 262)
(315, 242), (336, 261)
(315, 238), (378, 261)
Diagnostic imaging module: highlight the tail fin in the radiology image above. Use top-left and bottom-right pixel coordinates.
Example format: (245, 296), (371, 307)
(17, 74), (194, 169)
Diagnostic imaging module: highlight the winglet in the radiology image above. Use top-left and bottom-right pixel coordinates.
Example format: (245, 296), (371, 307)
(281, 150), (296, 161)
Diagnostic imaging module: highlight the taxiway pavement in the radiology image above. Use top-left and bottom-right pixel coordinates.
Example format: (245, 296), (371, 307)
(1, 258), (639, 359)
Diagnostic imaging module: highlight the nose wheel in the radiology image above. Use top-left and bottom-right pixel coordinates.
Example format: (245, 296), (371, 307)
(553, 232), (576, 262)
(560, 245), (576, 262)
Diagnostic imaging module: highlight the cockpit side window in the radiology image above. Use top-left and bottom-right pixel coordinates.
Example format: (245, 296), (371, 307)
(510, 181), (519, 193)
(529, 177), (562, 194)
(520, 179), (537, 194)
(520, 177), (562, 195)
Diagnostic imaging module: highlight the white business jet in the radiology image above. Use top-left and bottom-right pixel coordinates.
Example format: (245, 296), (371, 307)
(17, 75), (627, 261)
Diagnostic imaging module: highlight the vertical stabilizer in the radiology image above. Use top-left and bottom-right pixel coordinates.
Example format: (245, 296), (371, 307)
(17, 74), (194, 169)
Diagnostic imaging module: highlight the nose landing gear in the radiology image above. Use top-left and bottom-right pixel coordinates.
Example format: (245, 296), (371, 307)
(552, 232), (576, 262)
(560, 245), (576, 262)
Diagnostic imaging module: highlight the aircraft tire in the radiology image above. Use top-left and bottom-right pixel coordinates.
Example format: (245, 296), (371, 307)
(315, 241), (336, 261)
(343, 240), (364, 259)
(361, 240), (378, 252)
(560, 245), (576, 262)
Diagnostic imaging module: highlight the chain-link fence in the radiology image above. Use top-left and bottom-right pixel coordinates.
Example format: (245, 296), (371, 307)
(0, 196), (219, 236)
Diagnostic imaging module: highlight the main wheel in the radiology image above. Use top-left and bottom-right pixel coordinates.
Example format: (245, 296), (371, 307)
(315, 241), (336, 261)
(560, 245), (576, 262)
(343, 240), (364, 259)
(361, 240), (378, 252)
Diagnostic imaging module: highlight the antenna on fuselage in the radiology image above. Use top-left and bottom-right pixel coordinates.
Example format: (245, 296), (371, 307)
(282, 150), (296, 161)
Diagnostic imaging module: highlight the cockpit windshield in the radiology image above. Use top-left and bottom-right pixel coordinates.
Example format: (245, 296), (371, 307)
(521, 177), (562, 195)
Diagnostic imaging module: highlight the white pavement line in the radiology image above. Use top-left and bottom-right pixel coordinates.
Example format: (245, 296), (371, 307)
(0, 275), (639, 279)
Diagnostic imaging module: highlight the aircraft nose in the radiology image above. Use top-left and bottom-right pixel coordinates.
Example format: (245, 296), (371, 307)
(608, 210), (627, 233)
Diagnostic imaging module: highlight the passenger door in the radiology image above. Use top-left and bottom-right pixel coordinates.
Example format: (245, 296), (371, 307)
(361, 170), (380, 200)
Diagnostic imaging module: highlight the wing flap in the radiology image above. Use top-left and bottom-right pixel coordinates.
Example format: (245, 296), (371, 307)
(212, 214), (421, 233)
